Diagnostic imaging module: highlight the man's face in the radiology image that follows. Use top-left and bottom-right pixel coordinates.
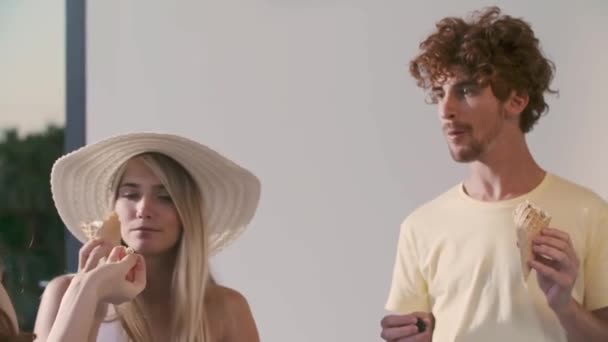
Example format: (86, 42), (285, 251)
(431, 73), (507, 162)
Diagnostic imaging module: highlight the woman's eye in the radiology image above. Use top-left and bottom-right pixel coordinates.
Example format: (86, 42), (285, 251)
(120, 192), (140, 200)
(158, 195), (173, 203)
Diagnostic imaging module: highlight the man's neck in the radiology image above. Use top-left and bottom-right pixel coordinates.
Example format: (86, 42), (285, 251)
(463, 133), (546, 201)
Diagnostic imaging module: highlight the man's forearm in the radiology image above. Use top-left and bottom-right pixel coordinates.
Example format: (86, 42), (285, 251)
(556, 298), (608, 342)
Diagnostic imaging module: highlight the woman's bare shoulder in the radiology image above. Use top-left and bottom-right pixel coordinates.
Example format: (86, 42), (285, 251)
(43, 274), (76, 297)
(34, 274), (77, 340)
(45, 273), (76, 292)
(210, 284), (259, 342)
(213, 285), (249, 308)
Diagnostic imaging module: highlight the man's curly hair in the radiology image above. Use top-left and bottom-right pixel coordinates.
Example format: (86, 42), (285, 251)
(410, 7), (558, 133)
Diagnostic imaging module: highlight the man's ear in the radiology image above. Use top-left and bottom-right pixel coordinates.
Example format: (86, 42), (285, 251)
(505, 90), (530, 118)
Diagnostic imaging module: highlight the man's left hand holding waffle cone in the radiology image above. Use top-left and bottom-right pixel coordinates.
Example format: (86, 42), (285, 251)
(514, 202), (581, 314)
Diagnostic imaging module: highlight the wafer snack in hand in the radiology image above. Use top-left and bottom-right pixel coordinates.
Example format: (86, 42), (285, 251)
(513, 201), (551, 280)
(80, 212), (121, 246)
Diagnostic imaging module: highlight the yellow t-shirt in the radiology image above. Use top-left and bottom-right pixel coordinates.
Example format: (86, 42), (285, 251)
(385, 173), (608, 342)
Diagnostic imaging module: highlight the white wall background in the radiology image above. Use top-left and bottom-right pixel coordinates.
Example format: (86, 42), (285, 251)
(86, 1), (608, 341)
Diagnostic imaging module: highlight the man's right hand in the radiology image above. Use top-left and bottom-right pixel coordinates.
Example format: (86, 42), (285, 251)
(380, 312), (434, 341)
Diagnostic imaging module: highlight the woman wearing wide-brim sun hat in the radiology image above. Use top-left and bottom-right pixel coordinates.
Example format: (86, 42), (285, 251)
(34, 132), (262, 342)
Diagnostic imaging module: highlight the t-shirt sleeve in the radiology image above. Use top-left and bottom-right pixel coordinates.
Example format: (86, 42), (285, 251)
(583, 204), (608, 311)
(385, 221), (430, 313)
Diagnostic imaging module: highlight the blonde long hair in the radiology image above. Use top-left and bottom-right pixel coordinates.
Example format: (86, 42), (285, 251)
(111, 152), (220, 342)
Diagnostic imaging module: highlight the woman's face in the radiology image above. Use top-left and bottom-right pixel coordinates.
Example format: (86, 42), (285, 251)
(114, 157), (182, 256)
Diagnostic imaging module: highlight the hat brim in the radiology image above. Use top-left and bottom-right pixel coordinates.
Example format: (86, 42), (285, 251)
(50, 132), (261, 254)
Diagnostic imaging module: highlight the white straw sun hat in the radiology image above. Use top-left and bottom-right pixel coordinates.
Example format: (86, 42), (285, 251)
(50, 132), (261, 254)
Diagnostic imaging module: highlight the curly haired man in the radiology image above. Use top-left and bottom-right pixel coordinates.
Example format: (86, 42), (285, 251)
(380, 7), (608, 342)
